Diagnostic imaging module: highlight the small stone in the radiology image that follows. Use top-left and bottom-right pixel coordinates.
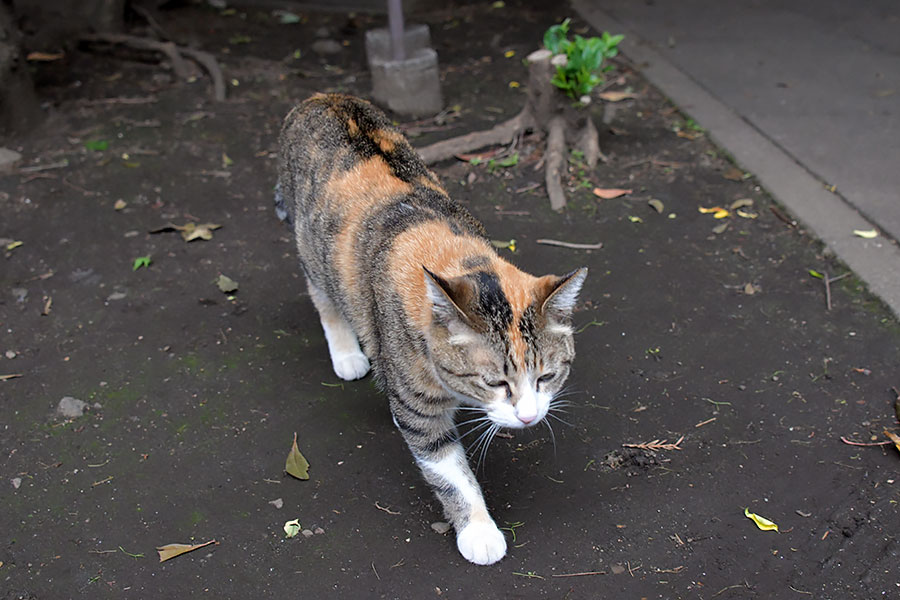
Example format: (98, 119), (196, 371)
(5, 350), (16, 359)
(301, 529), (314, 538)
(12, 288), (27, 303)
(106, 291), (127, 301)
(311, 39), (342, 55)
(0, 148), (23, 175)
(610, 564), (626, 575)
(269, 498), (284, 509)
(11, 477), (22, 489)
(313, 527), (324, 535)
(430, 521), (451, 535)
(56, 396), (88, 418)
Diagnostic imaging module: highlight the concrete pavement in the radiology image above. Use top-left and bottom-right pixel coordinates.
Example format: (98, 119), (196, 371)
(574, 0), (900, 318)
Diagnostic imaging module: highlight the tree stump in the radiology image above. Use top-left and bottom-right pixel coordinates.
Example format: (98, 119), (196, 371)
(416, 48), (602, 211)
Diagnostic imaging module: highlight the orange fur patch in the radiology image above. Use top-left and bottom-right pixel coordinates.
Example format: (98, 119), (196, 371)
(370, 128), (405, 154)
(388, 222), (496, 330)
(347, 118), (359, 137)
(328, 156), (414, 290)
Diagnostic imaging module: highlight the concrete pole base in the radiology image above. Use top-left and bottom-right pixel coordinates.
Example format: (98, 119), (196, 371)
(365, 24), (443, 117)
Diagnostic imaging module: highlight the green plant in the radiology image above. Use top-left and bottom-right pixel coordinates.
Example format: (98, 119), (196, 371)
(543, 19), (624, 101)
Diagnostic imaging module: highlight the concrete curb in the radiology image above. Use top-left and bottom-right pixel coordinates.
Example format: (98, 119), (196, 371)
(574, 0), (900, 319)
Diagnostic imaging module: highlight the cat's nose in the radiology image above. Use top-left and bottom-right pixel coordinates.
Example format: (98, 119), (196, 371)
(517, 413), (536, 425)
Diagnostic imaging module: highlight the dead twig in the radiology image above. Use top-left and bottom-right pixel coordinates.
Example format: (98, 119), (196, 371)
(822, 272), (850, 311)
(550, 571), (606, 578)
(769, 205), (797, 227)
(374, 501), (401, 515)
(1, 374), (24, 381)
(623, 435), (684, 451)
(536, 238), (603, 250)
(694, 417), (717, 428)
(17, 159), (70, 174)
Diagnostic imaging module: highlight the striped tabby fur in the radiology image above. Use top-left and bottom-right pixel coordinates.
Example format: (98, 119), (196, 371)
(277, 93), (586, 565)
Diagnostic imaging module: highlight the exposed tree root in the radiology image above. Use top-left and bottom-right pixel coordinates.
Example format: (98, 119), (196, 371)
(80, 33), (226, 102)
(416, 48), (603, 211)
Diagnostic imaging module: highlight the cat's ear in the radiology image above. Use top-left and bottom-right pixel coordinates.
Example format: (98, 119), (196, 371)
(423, 267), (476, 325)
(536, 267), (587, 317)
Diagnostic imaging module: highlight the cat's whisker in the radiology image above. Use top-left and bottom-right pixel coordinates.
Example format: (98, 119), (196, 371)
(542, 418), (558, 456)
(546, 411), (573, 428)
(455, 414), (490, 429)
(476, 424), (500, 473)
(466, 422), (496, 455)
(457, 421), (493, 443)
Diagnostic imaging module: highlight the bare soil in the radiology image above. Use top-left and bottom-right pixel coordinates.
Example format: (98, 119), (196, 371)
(2, 1), (898, 599)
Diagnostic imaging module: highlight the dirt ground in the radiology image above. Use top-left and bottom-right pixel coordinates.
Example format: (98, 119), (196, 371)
(2, 1), (899, 598)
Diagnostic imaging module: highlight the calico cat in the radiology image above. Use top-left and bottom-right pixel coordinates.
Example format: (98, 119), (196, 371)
(276, 93), (586, 565)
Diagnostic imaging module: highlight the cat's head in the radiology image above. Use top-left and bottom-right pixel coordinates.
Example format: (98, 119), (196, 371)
(424, 265), (587, 429)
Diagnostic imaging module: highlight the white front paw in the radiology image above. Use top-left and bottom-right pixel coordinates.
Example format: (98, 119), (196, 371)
(456, 521), (507, 565)
(332, 351), (370, 381)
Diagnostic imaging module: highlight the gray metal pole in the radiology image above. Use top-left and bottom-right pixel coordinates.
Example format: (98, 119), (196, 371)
(387, 0), (405, 61)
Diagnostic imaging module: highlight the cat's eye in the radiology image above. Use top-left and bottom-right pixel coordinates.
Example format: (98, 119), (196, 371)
(485, 380), (512, 398)
(537, 372), (556, 385)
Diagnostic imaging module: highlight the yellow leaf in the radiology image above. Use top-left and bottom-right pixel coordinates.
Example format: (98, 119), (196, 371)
(698, 206), (723, 214)
(647, 199), (664, 213)
(504, 50), (515, 58)
(736, 209), (758, 219)
(713, 209), (730, 219)
(883, 429), (900, 452)
(285, 432), (310, 480)
(6, 240), (23, 251)
(508, 81), (520, 88)
(853, 229), (878, 239)
(284, 519), (301, 538)
(744, 507), (779, 532)
(627, 215), (643, 223)
(156, 539), (217, 562)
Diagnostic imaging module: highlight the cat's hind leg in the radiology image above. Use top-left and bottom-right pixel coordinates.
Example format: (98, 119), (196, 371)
(306, 279), (370, 381)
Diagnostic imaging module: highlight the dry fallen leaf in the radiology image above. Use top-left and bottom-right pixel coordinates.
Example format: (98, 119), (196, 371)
(26, 51), (65, 62)
(592, 187), (632, 200)
(722, 166), (745, 181)
(285, 432), (310, 480)
(157, 539), (217, 562)
(730, 198), (754, 210)
(853, 229), (878, 239)
(883, 429), (900, 453)
(647, 199), (665, 213)
(598, 90), (637, 102)
(216, 274), (239, 294)
(744, 508), (779, 532)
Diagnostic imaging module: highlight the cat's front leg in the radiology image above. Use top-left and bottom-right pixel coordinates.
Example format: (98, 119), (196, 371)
(389, 394), (507, 565)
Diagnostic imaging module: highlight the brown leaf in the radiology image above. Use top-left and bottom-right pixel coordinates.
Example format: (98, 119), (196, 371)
(598, 90), (637, 102)
(676, 130), (702, 140)
(592, 187), (632, 200)
(456, 148), (503, 162)
(157, 539), (217, 562)
(722, 166), (745, 181)
(285, 432), (310, 480)
(181, 223), (221, 242)
(26, 51), (65, 62)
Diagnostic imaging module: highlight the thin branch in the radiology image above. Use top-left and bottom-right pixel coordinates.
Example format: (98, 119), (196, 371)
(374, 501), (401, 515)
(536, 238), (603, 250)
